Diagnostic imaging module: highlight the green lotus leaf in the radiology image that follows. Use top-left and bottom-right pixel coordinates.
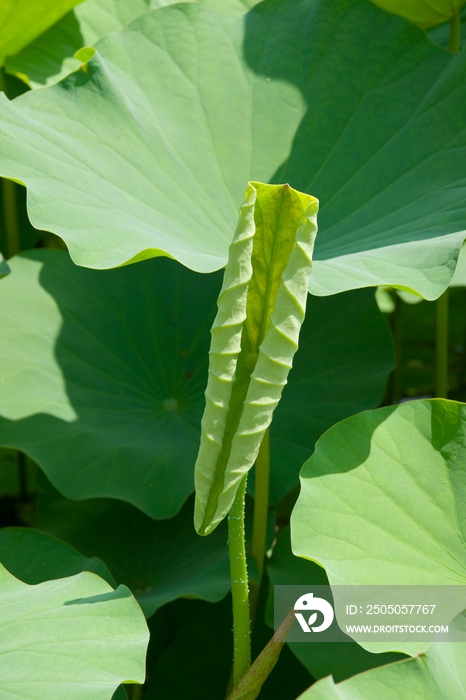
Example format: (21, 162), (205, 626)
(291, 400), (466, 653)
(0, 250), (219, 518)
(37, 495), (231, 618)
(194, 182), (318, 535)
(266, 527), (403, 683)
(5, 0), (153, 89)
(298, 611), (466, 700)
(5, 0), (261, 89)
(0, 563), (148, 699)
(266, 286), (394, 505)
(0, 0), (85, 66)
(5, 0), (262, 89)
(0, 250), (392, 516)
(0, 526), (115, 585)
(0, 0), (465, 297)
(370, 0), (466, 28)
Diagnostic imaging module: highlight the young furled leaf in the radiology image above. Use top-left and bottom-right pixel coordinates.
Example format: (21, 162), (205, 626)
(194, 182), (318, 535)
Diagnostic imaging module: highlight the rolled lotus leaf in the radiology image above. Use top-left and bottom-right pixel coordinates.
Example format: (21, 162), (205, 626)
(194, 181), (318, 535)
(370, 0), (466, 28)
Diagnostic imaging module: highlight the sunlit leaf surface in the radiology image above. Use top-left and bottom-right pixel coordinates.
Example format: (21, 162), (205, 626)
(292, 399), (466, 653)
(0, 0), (464, 296)
(0, 0), (84, 66)
(0, 564), (148, 699)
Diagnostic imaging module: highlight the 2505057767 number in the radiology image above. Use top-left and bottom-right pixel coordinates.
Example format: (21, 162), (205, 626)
(366, 604), (436, 615)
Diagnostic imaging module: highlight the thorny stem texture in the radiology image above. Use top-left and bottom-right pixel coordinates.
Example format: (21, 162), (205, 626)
(251, 428), (270, 579)
(228, 475), (251, 687)
(249, 429), (270, 622)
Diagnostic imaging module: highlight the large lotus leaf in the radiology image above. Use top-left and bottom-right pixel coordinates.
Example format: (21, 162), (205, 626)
(0, 0), (84, 66)
(5, 0), (261, 89)
(36, 495), (231, 618)
(370, 0), (466, 28)
(0, 563), (148, 699)
(0, 526), (115, 585)
(292, 400), (466, 593)
(0, 250), (392, 515)
(266, 286), (393, 504)
(266, 527), (403, 683)
(299, 611), (466, 700)
(0, 250), (220, 518)
(0, 1), (465, 298)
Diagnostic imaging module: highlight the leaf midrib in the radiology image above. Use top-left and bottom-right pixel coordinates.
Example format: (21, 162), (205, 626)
(255, 185), (290, 351)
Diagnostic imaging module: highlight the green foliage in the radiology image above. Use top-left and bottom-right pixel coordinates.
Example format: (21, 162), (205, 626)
(292, 399), (466, 653)
(0, 563), (148, 699)
(5, 0), (260, 88)
(144, 598), (235, 700)
(0, 0), (84, 66)
(266, 528), (404, 682)
(0, 250), (219, 518)
(5, 0), (153, 88)
(0, 0), (464, 297)
(144, 595), (312, 700)
(0, 526), (115, 584)
(194, 182), (318, 535)
(37, 495), (232, 618)
(1, 0), (466, 697)
(266, 287), (394, 503)
(299, 611), (466, 699)
(0, 250), (392, 516)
